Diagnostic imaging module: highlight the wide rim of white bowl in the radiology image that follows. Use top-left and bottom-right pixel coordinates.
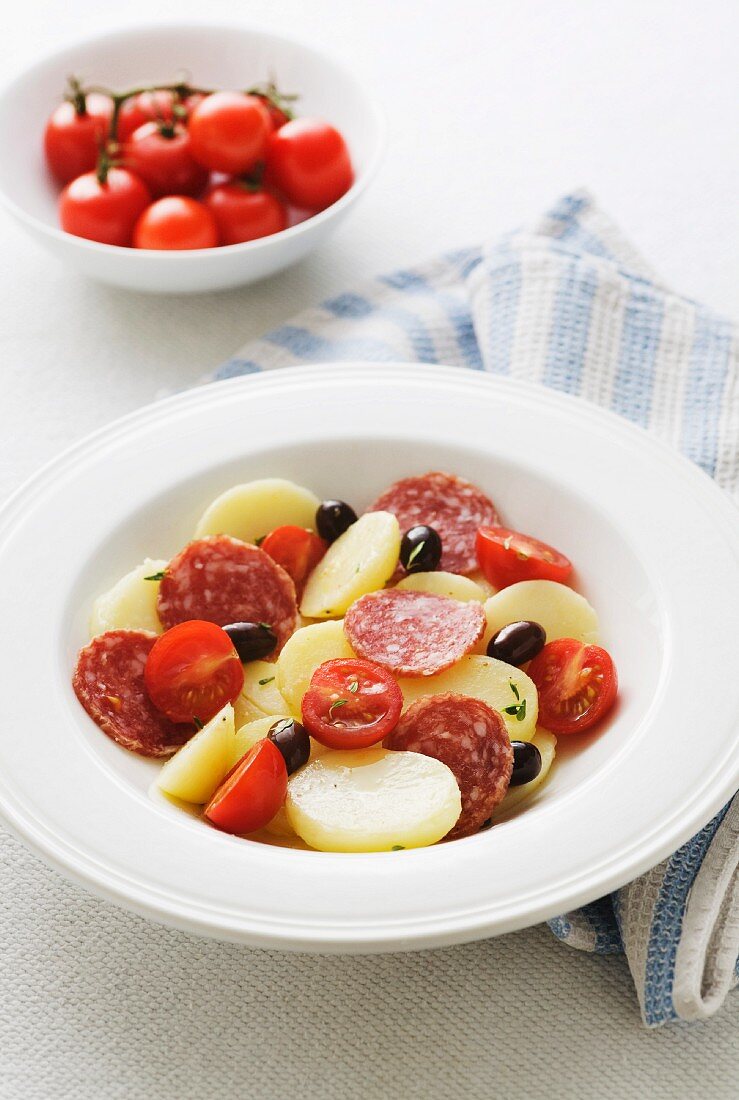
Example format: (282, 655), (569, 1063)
(0, 363), (737, 952)
(0, 20), (386, 258)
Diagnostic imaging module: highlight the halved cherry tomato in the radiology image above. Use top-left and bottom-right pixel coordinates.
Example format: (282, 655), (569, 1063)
(44, 92), (113, 184)
(133, 196), (219, 250)
(144, 620), (244, 725)
(260, 526), (327, 595)
(59, 167), (151, 247)
(265, 118), (353, 210)
(205, 738), (287, 834)
(302, 658), (402, 749)
(527, 638), (617, 734)
(476, 526), (573, 589)
(124, 121), (209, 198)
(188, 92), (271, 174)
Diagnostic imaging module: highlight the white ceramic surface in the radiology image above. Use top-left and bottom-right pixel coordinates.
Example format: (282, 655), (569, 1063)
(0, 363), (737, 952)
(0, 24), (384, 293)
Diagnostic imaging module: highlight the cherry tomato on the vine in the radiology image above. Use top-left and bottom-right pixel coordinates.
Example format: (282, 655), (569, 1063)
(265, 118), (353, 210)
(527, 638), (618, 735)
(144, 619), (244, 725)
(124, 121), (209, 198)
(302, 658), (403, 750)
(188, 92), (271, 174)
(475, 526), (573, 589)
(59, 167), (151, 247)
(44, 93), (113, 184)
(259, 525), (327, 594)
(133, 196), (219, 250)
(204, 182), (287, 245)
(204, 738), (287, 834)
(116, 90), (203, 142)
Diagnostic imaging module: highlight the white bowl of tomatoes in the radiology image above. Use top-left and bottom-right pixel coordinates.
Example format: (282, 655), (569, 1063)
(0, 23), (384, 293)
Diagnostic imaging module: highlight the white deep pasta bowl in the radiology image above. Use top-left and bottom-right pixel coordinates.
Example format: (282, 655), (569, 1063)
(0, 24), (384, 293)
(0, 363), (738, 952)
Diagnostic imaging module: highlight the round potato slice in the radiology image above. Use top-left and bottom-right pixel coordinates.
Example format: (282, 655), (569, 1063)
(233, 714), (327, 838)
(277, 619), (355, 715)
(396, 571), (486, 603)
(286, 747), (461, 852)
(480, 580), (599, 651)
(89, 557), (166, 638)
(157, 703), (234, 804)
(399, 654), (538, 742)
(493, 728), (557, 820)
(194, 479), (320, 544)
(300, 511), (401, 619)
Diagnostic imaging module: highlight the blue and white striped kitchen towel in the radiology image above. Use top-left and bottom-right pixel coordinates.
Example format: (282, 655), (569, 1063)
(212, 190), (739, 1027)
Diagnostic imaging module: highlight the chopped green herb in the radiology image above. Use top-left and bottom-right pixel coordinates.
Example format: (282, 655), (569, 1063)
(348, 679), (359, 694)
(255, 535), (266, 547)
(258, 676), (275, 686)
(503, 698), (527, 722)
(391, 845), (405, 851)
(144, 571), (166, 581)
(406, 540), (426, 567)
(258, 622), (273, 631)
(193, 716), (204, 730)
(509, 681), (520, 701)
(329, 698), (347, 718)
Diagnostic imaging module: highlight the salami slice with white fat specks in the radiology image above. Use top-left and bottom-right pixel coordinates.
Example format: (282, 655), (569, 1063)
(157, 535), (298, 652)
(344, 589), (485, 677)
(73, 630), (192, 757)
(384, 692), (513, 839)
(367, 471), (499, 575)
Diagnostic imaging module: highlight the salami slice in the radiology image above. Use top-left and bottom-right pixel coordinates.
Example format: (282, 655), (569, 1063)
(157, 535), (298, 652)
(344, 589), (485, 677)
(367, 471), (499, 575)
(73, 630), (191, 757)
(385, 692), (513, 839)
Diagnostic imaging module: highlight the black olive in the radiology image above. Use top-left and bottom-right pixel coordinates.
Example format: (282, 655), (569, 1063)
(509, 741), (542, 786)
(268, 718), (310, 775)
(315, 500), (358, 543)
(399, 525), (442, 573)
(223, 621), (277, 662)
(487, 620), (545, 666)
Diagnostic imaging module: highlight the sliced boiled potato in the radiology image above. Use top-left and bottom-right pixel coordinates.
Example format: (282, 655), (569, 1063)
(396, 571), (486, 603)
(300, 511), (401, 619)
(240, 660), (290, 716)
(277, 619), (355, 715)
(399, 654), (538, 742)
(233, 692), (268, 728)
(157, 704), (234, 804)
(480, 580), (600, 651)
(89, 557), (167, 637)
(467, 569), (497, 599)
(285, 747), (461, 852)
(194, 478), (320, 543)
(493, 729), (557, 819)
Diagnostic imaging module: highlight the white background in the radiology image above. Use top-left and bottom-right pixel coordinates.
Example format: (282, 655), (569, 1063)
(0, 1), (737, 1096)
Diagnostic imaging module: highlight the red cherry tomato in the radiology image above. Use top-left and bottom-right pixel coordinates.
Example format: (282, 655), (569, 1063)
(475, 526), (573, 590)
(133, 196), (219, 250)
(261, 99), (291, 131)
(203, 182), (287, 245)
(260, 526), (327, 595)
(302, 658), (403, 750)
(59, 168), (151, 247)
(205, 738), (287, 834)
(144, 619), (244, 725)
(188, 92), (271, 174)
(528, 638), (618, 734)
(44, 93), (113, 184)
(116, 90), (201, 142)
(265, 118), (353, 210)
(124, 121), (209, 198)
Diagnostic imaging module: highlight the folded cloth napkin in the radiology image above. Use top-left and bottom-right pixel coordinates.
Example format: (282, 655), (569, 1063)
(212, 190), (739, 1027)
